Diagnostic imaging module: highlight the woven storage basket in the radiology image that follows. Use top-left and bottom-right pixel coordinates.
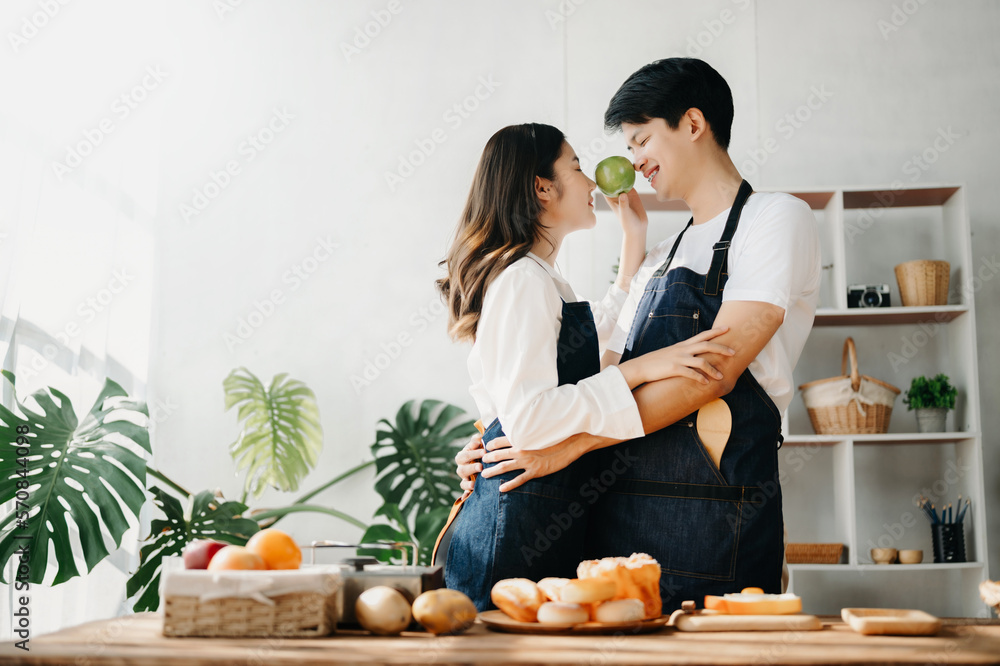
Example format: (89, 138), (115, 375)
(894, 260), (950, 306)
(161, 564), (340, 638)
(785, 543), (844, 565)
(799, 338), (901, 435)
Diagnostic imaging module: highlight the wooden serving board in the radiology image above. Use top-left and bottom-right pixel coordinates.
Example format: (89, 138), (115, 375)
(671, 611), (822, 632)
(841, 608), (941, 636)
(479, 610), (670, 635)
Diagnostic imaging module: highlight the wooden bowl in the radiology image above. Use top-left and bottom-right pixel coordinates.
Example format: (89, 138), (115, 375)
(898, 549), (923, 564)
(871, 548), (898, 564)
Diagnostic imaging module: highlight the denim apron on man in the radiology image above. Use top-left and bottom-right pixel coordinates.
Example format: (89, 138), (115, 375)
(587, 180), (784, 613)
(440, 270), (603, 611)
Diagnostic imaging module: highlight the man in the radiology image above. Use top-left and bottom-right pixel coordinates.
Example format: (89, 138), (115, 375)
(455, 58), (820, 611)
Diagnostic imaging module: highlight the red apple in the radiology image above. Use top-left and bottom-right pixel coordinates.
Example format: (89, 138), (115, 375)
(182, 539), (228, 569)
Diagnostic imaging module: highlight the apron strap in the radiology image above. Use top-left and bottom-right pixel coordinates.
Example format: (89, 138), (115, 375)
(652, 218), (694, 278)
(704, 180), (754, 296)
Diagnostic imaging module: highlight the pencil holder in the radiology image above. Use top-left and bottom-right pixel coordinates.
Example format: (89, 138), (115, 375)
(931, 523), (966, 563)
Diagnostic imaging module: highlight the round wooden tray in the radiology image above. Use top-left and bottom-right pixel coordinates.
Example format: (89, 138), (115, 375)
(479, 610), (670, 635)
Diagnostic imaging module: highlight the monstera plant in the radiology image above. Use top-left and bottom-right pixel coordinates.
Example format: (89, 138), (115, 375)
(224, 368), (323, 501)
(0, 365), (475, 611)
(127, 367), (370, 612)
(360, 400), (477, 566)
(0, 371), (149, 586)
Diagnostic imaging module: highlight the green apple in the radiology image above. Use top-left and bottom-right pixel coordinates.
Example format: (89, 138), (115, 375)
(594, 156), (636, 197)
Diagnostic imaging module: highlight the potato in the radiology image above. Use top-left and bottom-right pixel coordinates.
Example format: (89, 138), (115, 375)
(412, 589), (477, 635)
(355, 586), (412, 635)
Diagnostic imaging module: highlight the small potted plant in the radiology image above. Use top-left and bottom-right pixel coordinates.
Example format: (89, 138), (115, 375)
(903, 374), (957, 433)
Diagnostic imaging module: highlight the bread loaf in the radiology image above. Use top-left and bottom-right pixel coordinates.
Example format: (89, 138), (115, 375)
(577, 552), (662, 619)
(491, 578), (545, 622)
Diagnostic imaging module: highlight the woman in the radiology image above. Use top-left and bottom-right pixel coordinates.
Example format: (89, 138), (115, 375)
(435, 123), (732, 610)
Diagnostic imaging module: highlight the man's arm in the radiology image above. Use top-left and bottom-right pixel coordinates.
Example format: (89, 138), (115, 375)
(633, 299), (784, 433)
(585, 300), (783, 452)
(480, 300), (786, 491)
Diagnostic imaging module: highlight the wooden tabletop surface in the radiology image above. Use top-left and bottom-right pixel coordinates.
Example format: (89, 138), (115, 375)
(2, 613), (999, 665)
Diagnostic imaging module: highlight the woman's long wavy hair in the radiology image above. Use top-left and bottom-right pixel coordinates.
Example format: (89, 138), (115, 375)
(437, 123), (565, 342)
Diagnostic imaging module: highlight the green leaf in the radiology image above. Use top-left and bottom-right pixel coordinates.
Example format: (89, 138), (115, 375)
(367, 399), (474, 562)
(0, 373), (149, 586)
(126, 487), (259, 612)
(904, 373), (958, 410)
(358, 520), (413, 565)
(224, 368), (323, 499)
(370, 399), (474, 527)
(414, 506), (451, 566)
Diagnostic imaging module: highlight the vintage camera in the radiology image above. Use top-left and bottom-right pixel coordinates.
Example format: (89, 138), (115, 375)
(847, 284), (891, 308)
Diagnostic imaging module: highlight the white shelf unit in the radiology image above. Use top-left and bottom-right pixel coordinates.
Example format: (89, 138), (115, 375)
(598, 184), (990, 618)
(777, 184), (989, 618)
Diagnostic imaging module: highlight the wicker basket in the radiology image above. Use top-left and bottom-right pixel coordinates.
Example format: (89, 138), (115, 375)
(799, 338), (901, 435)
(786, 543), (844, 565)
(894, 260), (950, 306)
(164, 590), (337, 638)
(161, 564), (341, 638)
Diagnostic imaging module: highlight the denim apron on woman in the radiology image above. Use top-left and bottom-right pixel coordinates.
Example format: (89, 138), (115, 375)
(586, 180), (784, 613)
(441, 278), (602, 611)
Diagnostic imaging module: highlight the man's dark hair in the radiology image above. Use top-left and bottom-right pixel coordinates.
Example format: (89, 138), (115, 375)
(604, 58), (734, 150)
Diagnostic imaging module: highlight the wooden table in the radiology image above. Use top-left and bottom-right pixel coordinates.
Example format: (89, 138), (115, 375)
(2, 613), (999, 665)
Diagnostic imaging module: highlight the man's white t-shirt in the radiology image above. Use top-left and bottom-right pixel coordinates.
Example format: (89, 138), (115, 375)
(608, 192), (822, 415)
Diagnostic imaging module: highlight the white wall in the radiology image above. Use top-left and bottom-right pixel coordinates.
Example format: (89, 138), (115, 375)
(148, 0), (570, 544)
(150, 0), (1000, 592)
(3, 0), (998, 623)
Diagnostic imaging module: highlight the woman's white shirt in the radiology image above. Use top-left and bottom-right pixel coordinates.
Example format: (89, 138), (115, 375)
(467, 252), (645, 451)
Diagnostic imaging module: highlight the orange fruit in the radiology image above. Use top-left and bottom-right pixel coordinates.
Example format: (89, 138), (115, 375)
(245, 528), (302, 570)
(206, 545), (266, 571)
